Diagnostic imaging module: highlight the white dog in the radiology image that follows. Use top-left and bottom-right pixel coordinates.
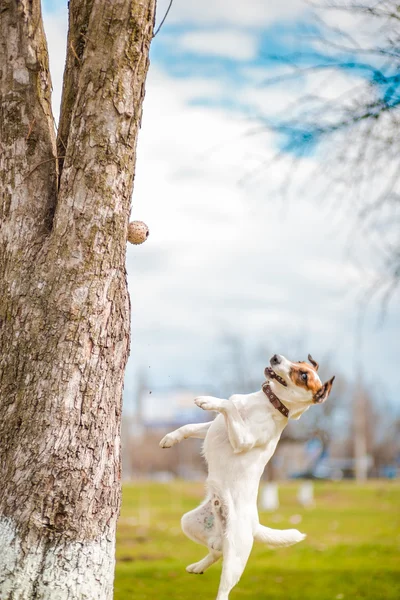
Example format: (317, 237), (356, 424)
(160, 354), (335, 600)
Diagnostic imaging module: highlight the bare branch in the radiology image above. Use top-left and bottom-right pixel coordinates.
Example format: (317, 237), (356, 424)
(252, 0), (400, 298)
(153, 0), (174, 37)
(56, 0), (95, 182)
(0, 0), (57, 247)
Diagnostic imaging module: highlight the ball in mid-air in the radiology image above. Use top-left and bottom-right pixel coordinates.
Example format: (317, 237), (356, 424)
(128, 220), (149, 245)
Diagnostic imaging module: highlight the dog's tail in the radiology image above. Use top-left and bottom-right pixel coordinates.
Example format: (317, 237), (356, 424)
(254, 524), (306, 548)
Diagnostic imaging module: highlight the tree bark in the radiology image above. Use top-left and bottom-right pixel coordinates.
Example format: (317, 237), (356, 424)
(0, 1), (156, 597)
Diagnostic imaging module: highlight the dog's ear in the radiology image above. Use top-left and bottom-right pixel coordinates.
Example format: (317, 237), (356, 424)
(313, 376), (335, 403)
(308, 354), (319, 371)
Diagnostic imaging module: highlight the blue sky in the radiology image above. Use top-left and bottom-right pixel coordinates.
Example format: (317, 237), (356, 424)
(42, 0), (400, 411)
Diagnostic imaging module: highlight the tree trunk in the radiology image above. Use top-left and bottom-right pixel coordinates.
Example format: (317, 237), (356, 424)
(353, 385), (368, 482)
(0, 1), (155, 597)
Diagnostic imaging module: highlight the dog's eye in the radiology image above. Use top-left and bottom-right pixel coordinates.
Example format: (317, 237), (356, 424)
(301, 372), (308, 381)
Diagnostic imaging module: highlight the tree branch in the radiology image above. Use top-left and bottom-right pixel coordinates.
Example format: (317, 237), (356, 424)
(0, 0), (57, 246)
(56, 0), (95, 182)
(51, 0), (156, 272)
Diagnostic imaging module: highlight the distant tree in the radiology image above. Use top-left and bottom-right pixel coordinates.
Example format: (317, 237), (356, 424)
(351, 381), (399, 477)
(371, 416), (400, 474)
(0, 1), (155, 597)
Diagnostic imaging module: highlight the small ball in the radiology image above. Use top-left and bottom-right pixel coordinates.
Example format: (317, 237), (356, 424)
(127, 221), (149, 245)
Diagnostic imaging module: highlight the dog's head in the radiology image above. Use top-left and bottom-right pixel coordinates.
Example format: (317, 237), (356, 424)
(267, 354), (335, 408)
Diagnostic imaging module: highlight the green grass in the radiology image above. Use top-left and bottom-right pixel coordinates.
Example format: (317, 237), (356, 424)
(115, 481), (400, 599)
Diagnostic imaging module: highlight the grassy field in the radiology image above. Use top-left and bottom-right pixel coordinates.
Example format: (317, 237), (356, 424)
(115, 481), (400, 599)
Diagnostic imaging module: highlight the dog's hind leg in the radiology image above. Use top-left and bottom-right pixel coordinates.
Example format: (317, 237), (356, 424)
(186, 550), (221, 574)
(181, 499), (220, 547)
(216, 517), (254, 600)
(181, 507), (208, 546)
(182, 500), (223, 575)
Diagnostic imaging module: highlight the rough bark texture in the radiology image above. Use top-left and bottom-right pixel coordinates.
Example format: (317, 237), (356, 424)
(0, 0), (156, 597)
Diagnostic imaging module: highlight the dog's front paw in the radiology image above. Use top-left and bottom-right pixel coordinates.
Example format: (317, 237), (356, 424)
(159, 433), (179, 448)
(194, 397), (223, 412)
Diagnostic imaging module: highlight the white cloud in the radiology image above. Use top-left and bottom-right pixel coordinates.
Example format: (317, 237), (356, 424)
(178, 29), (258, 60)
(241, 68), (364, 116)
(160, 0), (307, 27)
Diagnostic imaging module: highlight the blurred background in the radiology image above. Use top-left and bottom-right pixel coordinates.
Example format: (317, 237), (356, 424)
(44, 0), (400, 484)
(42, 1), (399, 597)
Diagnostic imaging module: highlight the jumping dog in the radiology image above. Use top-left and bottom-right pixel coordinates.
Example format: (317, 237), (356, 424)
(160, 353), (335, 600)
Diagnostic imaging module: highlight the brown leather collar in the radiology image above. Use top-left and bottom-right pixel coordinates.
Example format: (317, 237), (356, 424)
(262, 381), (290, 418)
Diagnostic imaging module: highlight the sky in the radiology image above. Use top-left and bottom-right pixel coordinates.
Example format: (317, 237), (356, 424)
(41, 0), (400, 411)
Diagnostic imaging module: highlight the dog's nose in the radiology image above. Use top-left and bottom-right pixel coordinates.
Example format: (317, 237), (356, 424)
(271, 354), (281, 366)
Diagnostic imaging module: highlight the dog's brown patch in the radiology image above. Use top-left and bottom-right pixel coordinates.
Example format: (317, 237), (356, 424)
(212, 494), (228, 531)
(289, 362), (321, 396)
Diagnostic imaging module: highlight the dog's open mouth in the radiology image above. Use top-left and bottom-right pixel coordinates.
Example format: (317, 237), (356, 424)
(264, 367), (288, 387)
